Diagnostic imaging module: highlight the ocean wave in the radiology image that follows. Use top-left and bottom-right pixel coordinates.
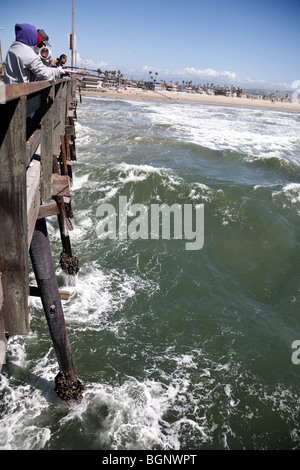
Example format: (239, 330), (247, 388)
(272, 182), (300, 215)
(2, 96), (300, 450)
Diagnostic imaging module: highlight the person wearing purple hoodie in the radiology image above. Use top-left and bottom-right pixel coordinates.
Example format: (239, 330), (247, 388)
(4, 23), (66, 84)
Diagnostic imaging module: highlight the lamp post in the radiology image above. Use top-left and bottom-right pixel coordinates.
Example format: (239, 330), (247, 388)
(0, 28), (4, 75)
(71, 0), (74, 69)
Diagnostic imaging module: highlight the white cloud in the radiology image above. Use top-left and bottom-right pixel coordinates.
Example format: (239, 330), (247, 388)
(140, 65), (294, 89)
(238, 76), (293, 90)
(142, 66), (237, 81)
(75, 52), (109, 69)
(182, 67), (238, 81)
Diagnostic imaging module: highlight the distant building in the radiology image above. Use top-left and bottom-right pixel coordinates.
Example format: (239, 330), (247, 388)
(81, 76), (102, 89)
(144, 81), (162, 91)
(166, 83), (178, 92)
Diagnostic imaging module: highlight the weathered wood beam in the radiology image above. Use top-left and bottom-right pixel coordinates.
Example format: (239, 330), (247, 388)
(55, 195), (72, 257)
(59, 135), (68, 175)
(26, 159), (41, 246)
(65, 124), (75, 135)
(51, 174), (70, 197)
(0, 96), (30, 336)
(29, 285), (70, 301)
(26, 129), (41, 165)
(53, 83), (63, 156)
(40, 86), (54, 199)
(37, 201), (60, 219)
(4, 78), (68, 103)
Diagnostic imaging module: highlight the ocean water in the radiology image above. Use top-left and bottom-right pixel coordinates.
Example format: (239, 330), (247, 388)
(1, 96), (300, 450)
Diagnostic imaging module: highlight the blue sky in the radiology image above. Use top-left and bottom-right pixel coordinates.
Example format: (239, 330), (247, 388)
(1, 0), (300, 89)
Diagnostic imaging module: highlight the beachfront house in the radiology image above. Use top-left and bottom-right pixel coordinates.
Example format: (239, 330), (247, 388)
(144, 81), (162, 91)
(166, 83), (178, 92)
(81, 76), (102, 89)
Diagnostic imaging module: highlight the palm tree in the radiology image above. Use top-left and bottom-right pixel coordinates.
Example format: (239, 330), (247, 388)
(117, 70), (122, 87)
(149, 70), (152, 82)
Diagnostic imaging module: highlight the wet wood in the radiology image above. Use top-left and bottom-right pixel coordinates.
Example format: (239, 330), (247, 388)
(51, 174), (70, 197)
(60, 135), (68, 175)
(4, 79), (66, 103)
(29, 285), (70, 301)
(26, 129), (41, 165)
(0, 96), (30, 335)
(37, 201), (60, 219)
(26, 158), (41, 245)
(40, 86), (54, 199)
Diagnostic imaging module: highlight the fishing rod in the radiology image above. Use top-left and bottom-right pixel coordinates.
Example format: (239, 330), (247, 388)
(67, 66), (100, 73)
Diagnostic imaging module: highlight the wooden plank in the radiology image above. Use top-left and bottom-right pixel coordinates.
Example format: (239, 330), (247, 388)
(67, 109), (76, 118)
(65, 135), (72, 161)
(60, 82), (67, 136)
(60, 135), (68, 175)
(0, 96), (30, 335)
(65, 124), (75, 135)
(26, 159), (41, 246)
(30, 285), (70, 301)
(66, 80), (73, 117)
(52, 83), (63, 155)
(26, 129), (41, 165)
(56, 196), (70, 239)
(51, 174), (70, 197)
(5, 80), (51, 103)
(40, 86), (54, 199)
(4, 78), (72, 103)
(37, 201), (60, 219)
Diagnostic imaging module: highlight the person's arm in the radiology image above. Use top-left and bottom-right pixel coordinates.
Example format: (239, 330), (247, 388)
(28, 54), (63, 81)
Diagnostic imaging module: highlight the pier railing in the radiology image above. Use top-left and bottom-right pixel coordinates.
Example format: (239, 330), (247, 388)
(0, 77), (84, 401)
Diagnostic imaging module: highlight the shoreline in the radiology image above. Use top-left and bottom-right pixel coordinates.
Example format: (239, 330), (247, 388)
(80, 88), (300, 112)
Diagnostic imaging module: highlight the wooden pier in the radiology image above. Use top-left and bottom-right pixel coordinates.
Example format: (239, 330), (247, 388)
(0, 77), (85, 402)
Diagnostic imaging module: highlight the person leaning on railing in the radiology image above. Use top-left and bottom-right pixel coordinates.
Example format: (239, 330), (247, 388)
(3, 23), (68, 84)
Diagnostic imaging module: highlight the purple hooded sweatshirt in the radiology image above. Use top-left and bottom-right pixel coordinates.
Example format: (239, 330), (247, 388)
(15, 23), (38, 47)
(4, 23), (61, 84)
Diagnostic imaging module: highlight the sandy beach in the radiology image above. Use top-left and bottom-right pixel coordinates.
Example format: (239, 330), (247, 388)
(80, 88), (300, 112)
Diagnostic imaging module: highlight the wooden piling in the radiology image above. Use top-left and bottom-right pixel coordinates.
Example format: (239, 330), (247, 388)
(29, 218), (84, 401)
(0, 95), (30, 336)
